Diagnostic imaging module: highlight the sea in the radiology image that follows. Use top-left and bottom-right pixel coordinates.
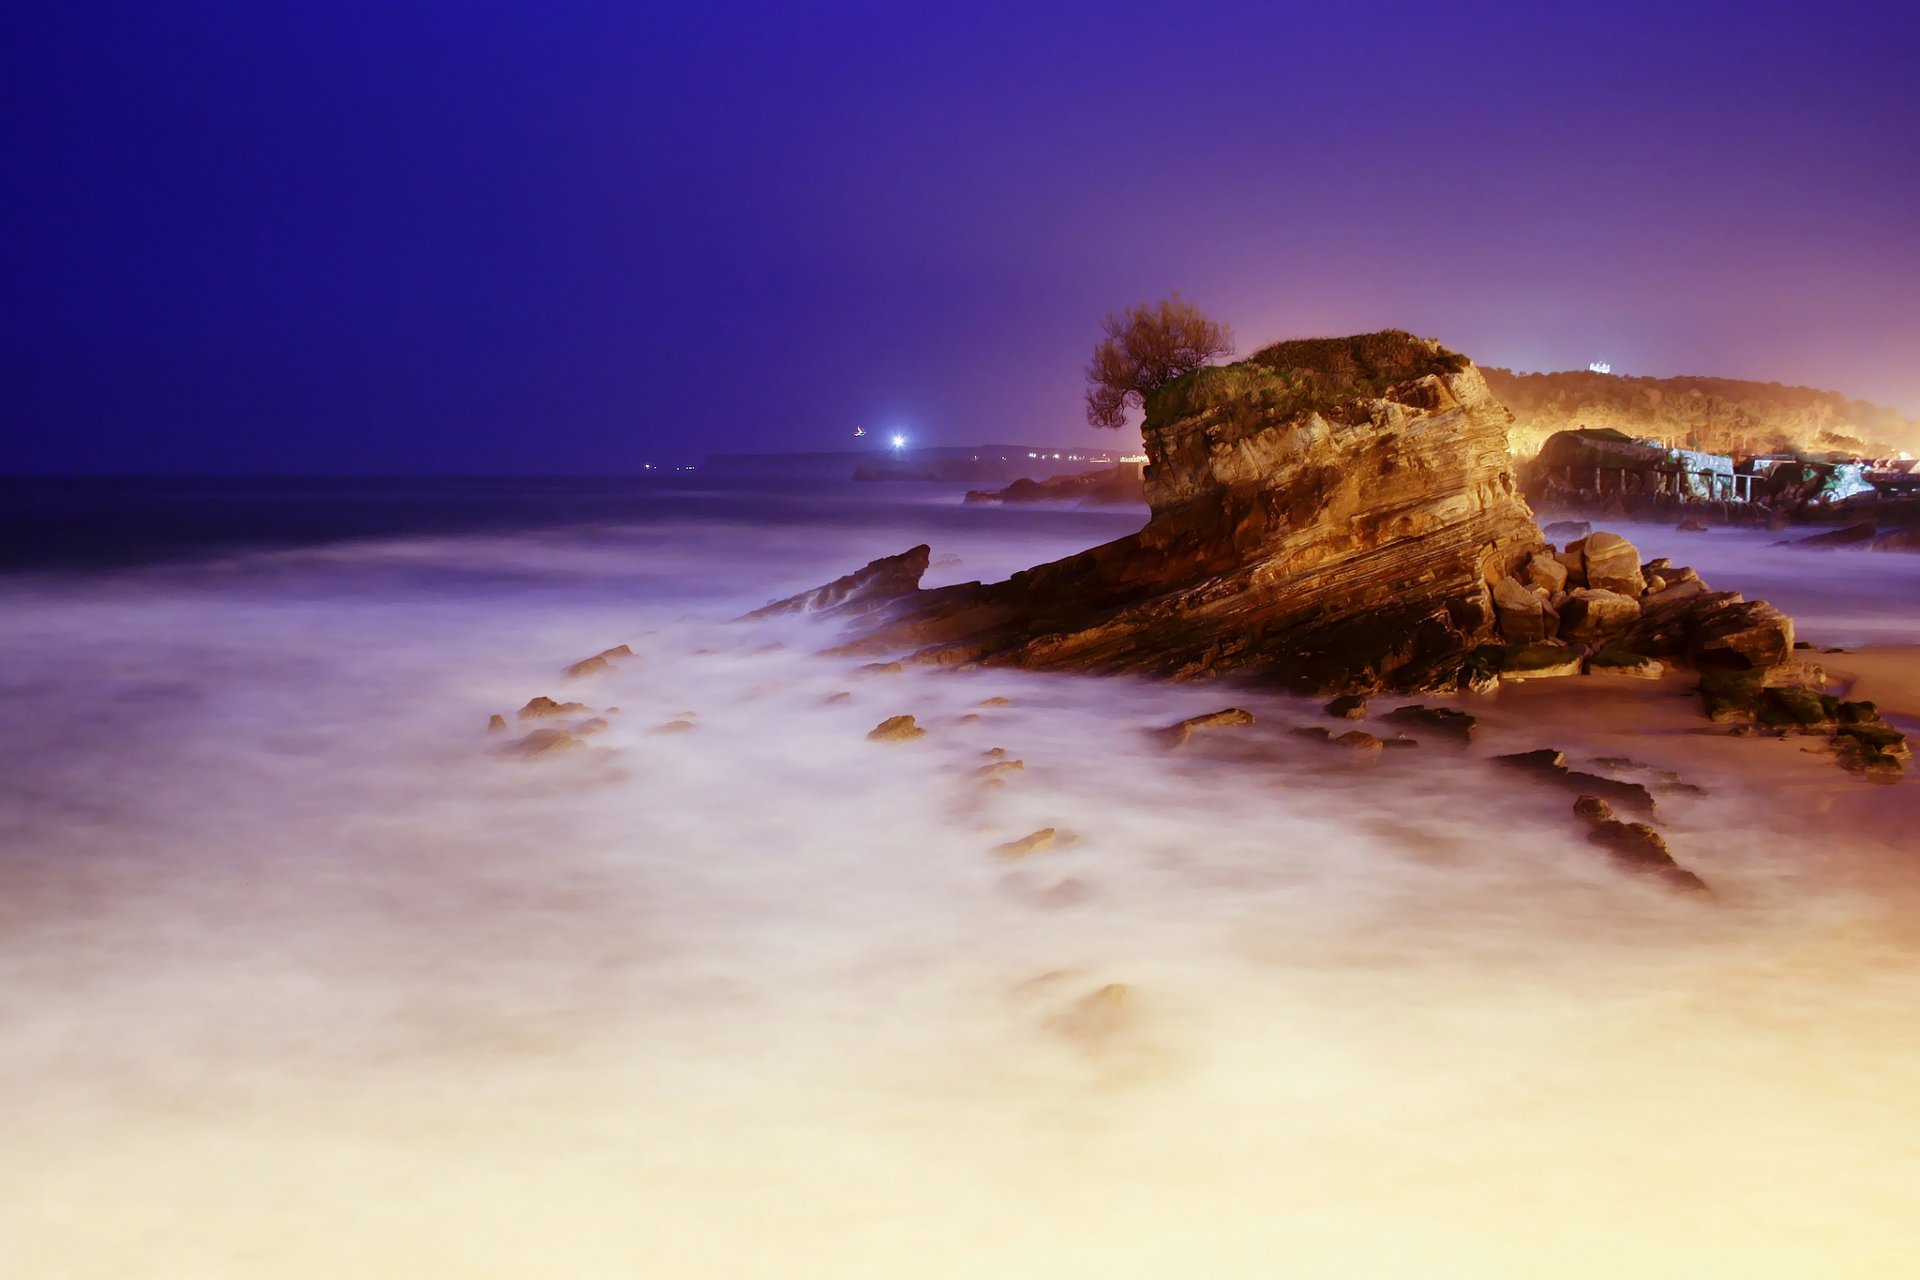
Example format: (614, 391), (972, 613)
(2, 474), (1918, 1278)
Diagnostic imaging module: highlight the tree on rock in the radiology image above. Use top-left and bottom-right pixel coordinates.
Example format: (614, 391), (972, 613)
(1084, 294), (1234, 428)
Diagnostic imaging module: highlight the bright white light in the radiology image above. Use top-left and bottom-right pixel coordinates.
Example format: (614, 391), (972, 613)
(890, 434), (907, 450)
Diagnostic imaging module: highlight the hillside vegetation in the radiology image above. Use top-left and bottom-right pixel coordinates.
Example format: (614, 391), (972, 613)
(1483, 367), (1919, 460)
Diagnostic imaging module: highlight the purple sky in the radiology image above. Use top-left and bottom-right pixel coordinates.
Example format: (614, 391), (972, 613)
(4, 1), (1917, 473)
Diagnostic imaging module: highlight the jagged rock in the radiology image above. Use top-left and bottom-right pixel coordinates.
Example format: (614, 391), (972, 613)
(520, 696), (590, 720)
(1384, 704), (1474, 741)
(1325, 694), (1368, 719)
(1500, 643), (1582, 680)
(1796, 522), (1877, 548)
(1572, 796), (1707, 893)
(498, 729), (581, 759)
(486, 714), (508, 733)
(813, 334), (1541, 692)
(1587, 650), (1663, 679)
(1831, 702), (1909, 779)
(1558, 588), (1641, 644)
(1493, 576), (1549, 643)
(1495, 749), (1656, 815)
(1580, 532), (1647, 596)
(562, 644), (633, 680)
(1543, 520), (1592, 541)
(964, 462), (1145, 506)
(743, 545), (933, 619)
(1756, 686), (1837, 734)
(867, 714), (927, 742)
(1526, 553), (1569, 593)
(1160, 707), (1255, 748)
(995, 828), (1059, 858)
(1688, 599), (1794, 672)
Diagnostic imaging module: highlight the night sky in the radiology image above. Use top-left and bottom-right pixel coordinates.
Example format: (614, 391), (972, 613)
(5, 1), (1917, 474)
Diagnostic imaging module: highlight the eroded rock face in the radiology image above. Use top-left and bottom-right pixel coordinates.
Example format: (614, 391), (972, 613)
(822, 333), (1543, 692)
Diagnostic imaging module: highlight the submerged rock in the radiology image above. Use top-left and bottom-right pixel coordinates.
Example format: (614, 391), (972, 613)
(1496, 749), (1657, 816)
(562, 644), (633, 680)
(743, 545), (933, 620)
(1160, 707), (1256, 748)
(995, 828), (1059, 858)
(498, 729), (582, 759)
(867, 714), (927, 742)
(1572, 796), (1708, 894)
(519, 696), (590, 720)
(1383, 704), (1475, 741)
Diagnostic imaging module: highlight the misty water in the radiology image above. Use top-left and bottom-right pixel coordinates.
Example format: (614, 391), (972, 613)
(3, 481), (1918, 1277)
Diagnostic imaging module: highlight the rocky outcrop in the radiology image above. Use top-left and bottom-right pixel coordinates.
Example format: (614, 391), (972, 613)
(759, 332), (1826, 730)
(964, 462), (1145, 506)
(745, 546), (932, 620)
(805, 333), (1544, 693)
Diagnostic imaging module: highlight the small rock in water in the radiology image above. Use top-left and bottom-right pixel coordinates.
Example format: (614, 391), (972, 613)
(1335, 730), (1384, 753)
(572, 717), (609, 737)
(1573, 795), (1708, 893)
(974, 759), (1025, 781)
(867, 714), (927, 742)
(982, 746), (1008, 758)
(1325, 694), (1368, 720)
(487, 714), (508, 734)
(650, 719), (696, 735)
(1384, 704), (1474, 741)
(995, 828), (1059, 858)
(562, 644), (633, 680)
(1044, 983), (1134, 1044)
(977, 696), (1012, 707)
(520, 696), (591, 720)
(955, 713), (983, 725)
(820, 691), (853, 705)
(498, 729), (581, 760)
(1160, 707), (1255, 748)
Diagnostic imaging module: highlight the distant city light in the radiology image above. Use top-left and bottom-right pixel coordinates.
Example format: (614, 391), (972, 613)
(1588, 361), (1613, 374)
(891, 433), (907, 450)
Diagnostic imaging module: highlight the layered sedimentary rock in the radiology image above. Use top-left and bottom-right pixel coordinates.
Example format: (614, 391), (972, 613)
(751, 332), (1886, 762)
(812, 332), (1544, 691)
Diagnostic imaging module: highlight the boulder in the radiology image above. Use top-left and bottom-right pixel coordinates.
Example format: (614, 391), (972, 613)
(1587, 650), (1663, 679)
(1335, 730), (1385, 753)
(1526, 553), (1569, 593)
(1325, 694), (1368, 719)
(1687, 599), (1794, 672)
(1557, 589), (1642, 645)
(1500, 643), (1582, 680)
(867, 714), (927, 742)
(1492, 576), (1549, 643)
(1580, 531), (1647, 596)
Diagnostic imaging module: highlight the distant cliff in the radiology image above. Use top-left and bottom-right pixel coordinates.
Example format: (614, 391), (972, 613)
(1482, 368), (1920, 460)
